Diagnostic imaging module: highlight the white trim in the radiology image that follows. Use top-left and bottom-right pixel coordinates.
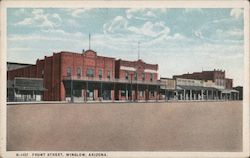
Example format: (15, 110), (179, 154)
(120, 66), (136, 71)
(144, 69), (157, 73)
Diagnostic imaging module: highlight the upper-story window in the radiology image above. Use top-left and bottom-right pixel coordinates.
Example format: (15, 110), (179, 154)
(99, 69), (103, 79)
(125, 71), (129, 80)
(67, 67), (72, 77)
(87, 68), (94, 77)
(41, 70), (44, 78)
(107, 70), (111, 79)
(77, 67), (81, 78)
(134, 72), (137, 80)
(142, 73), (145, 81)
(150, 73), (154, 82)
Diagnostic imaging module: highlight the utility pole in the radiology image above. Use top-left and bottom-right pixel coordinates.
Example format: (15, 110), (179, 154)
(71, 75), (73, 102)
(130, 74), (133, 102)
(89, 33), (91, 50)
(138, 41), (140, 60)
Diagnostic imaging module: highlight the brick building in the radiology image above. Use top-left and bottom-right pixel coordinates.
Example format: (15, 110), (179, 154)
(7, 50), (239, 102)
(115, 59), (159, 101)
(173, 69), (233, 89)
(7, 50), (161, 102)
(166, 69), (239, 101)
(7, 62), (34, 71)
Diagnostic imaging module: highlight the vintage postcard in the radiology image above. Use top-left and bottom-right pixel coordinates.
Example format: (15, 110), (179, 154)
(0, 0), (249, 158)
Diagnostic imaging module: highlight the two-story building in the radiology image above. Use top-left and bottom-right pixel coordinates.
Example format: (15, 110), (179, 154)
(7, 50), (161, 102)
(115, 59), (159, 101)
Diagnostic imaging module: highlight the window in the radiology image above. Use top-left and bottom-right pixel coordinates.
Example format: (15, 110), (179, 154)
(150, 91), (155, 96)
(99, 69), (103, 79)
(121, 90), (126, 97)
(87, 68), (94, 77)
(67, 67), (72, 77)
(41, 70), (44, 78)
(142, 73), (145, 81)
(125, 71), (129, 80)
(134, 72), (137, 80)
(77, 67), (81, 78)
(140, 91), (144, 97)
(107, 70), (111, 79)
(150, 73), (154, 81)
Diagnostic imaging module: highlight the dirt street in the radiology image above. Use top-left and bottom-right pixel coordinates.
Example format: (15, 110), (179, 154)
(7, 101), (242, 151)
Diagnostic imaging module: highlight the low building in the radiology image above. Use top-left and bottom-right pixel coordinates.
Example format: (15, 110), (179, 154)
(173, 69), (232, 89)
(7, 62), (34, 71)
(167, 69), (240, 100)
(7, 77), (45, 102)
(160, 70), (239, 101)
(233, 86), (243, 100)
(175, 78), (219, 100)
(160, 78), (176, 100)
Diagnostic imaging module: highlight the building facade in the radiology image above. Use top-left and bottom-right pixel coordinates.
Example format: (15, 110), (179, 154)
(7, 50), (161, 102)
(7, 50), (240, 102)
(115, 59), (159, 101)
(7, 62), (34, 71)
(173, 69), (233, 89)
(160, 77), (239, 101)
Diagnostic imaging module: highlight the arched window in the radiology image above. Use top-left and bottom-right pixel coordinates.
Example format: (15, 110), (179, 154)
(99, 69), (103, 79)
(107, 70), (111, 79)
(142, 73), (145, 81)
(134, 72), (137, 80)
(125, 71), (129, 80)
(150, 73), (154, 81)
(77, 67), (81, 78)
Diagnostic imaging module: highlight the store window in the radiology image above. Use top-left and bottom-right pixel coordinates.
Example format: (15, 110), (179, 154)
(140, 91), (144, 97)
(121, 90), (126, 97)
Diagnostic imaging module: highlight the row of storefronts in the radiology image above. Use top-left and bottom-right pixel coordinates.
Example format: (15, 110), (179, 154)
(7, 50), (241, 102)
(7, 76), (240, 102)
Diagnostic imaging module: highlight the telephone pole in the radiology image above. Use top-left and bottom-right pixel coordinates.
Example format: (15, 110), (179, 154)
(138, 41), (140, 60)
(89, 33), (91, 50)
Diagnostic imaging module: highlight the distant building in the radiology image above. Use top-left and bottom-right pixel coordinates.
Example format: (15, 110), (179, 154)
(7, 77), (45, 102)
(160, 78), (176, 100)
(173, 69), (233, 89)
(7, 62), (34, 71)
(162, 69), (240, 101)
(233, 86), (243, 100)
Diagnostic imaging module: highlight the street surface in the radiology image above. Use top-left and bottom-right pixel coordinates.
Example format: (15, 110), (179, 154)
(7, 101), (242, 151)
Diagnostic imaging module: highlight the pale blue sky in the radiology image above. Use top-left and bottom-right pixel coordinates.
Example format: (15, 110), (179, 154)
(7, 8), (244, 86)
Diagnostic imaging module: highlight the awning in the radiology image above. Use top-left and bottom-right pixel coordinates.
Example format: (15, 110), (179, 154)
(221, 89), (239, 93)
(14, 86), (46, 91)
(177, 85), (218, 91)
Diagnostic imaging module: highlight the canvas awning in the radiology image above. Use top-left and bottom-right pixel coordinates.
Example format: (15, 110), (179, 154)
(177, 85), (218, 91)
